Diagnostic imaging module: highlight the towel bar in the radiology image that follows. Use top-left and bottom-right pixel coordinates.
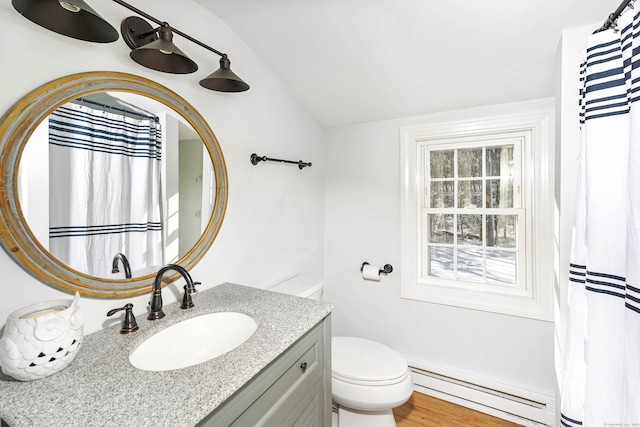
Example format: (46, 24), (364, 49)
(250, 153), (311, 170)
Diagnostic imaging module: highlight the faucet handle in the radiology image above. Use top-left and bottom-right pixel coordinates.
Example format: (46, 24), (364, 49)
(180, 282), (199, 310)
(187, 281), (201, 295)
(180, 281), (202, 309)
(107, 303), (139, 334)
(181, 285), (194, 310)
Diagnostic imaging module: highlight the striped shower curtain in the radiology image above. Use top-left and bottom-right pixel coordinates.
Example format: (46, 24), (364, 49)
(48, 102), (163, 278)
(561, 8), (640, 426)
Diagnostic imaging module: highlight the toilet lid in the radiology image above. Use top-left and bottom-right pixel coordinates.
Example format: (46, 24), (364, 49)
(269, 276), (323, 298)
(332, 336), (409, 385)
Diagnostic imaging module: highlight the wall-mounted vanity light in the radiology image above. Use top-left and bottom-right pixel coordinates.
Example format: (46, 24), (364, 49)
(11, 0), (249, 92)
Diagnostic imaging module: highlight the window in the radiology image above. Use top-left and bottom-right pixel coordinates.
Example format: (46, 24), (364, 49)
(401, 111), (553, 320)
(425, 141), (524, 288)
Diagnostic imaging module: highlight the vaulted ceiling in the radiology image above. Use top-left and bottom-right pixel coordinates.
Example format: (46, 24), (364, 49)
(195, 0), (619, 127)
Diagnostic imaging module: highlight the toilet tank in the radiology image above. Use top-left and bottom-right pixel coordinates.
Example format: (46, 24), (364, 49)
(269, 276), (323, 300)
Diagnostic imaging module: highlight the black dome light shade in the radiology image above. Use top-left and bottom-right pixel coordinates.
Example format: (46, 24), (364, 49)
(121, 16), (198, 74)
(200, 56), (250, 93)
(12, 0), (118, 43)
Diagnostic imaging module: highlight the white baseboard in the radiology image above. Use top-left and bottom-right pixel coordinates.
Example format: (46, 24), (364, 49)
(407, 360), (556, 426)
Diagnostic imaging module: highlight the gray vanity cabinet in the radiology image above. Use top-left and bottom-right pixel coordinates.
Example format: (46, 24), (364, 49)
(197, 315), (332, 427)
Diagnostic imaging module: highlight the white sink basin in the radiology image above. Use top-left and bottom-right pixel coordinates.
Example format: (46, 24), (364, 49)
(129, 312), (257, 371)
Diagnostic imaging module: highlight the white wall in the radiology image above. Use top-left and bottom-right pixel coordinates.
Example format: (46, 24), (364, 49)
(324, 99), (556, 400)
(0, 0), (325, 333)
(553, 22), (597, 423)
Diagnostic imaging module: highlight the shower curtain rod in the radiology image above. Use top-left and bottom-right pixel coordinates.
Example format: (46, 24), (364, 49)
(73, 97), (159, 122)
(594, 0), (635, 33)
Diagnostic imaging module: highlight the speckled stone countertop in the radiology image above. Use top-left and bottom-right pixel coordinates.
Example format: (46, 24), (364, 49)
(0, 283), (332, 427)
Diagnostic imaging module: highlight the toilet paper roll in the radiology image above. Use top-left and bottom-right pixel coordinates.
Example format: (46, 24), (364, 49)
(362, 264), (382, 282)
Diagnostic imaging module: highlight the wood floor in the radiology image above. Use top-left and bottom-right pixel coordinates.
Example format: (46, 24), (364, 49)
(393, 392), (523, 427)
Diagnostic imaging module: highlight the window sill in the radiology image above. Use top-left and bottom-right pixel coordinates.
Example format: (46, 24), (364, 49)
(401, 280), (553, 321)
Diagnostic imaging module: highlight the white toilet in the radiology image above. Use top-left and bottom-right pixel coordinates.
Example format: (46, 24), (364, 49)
(270, 276), (414, 427)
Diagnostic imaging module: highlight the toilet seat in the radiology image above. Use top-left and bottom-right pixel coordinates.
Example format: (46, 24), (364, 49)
(332, 336), (414, 412)
(332, 336), (408, 384)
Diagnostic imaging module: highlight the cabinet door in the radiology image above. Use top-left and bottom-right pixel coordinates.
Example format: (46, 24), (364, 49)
(230, 327), (323, 426)
(281, 378), (323, 427)
(197, 316), (330, 427)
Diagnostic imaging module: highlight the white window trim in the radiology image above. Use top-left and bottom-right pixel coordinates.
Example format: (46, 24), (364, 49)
(400, 110), (554, 321)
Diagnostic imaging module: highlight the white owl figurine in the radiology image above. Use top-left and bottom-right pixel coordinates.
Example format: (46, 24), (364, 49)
(0, 292), (83, 381)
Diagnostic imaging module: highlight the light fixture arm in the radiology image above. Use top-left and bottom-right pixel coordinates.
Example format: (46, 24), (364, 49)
(111, 0), (164, 28)
(165, 24), (227, 59)
(111, 0), (227, 58)
(136, 23), (174, 43)
(137, 25), (163, 40)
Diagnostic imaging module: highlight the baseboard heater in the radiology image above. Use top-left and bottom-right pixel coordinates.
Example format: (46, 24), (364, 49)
(408, 364), (556, 426)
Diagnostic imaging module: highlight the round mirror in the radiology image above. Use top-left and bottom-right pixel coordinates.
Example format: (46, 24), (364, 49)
(0, 72), (228, 297)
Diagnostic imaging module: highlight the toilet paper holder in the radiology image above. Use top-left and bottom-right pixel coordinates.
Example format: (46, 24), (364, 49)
(360, 262), (393, 275)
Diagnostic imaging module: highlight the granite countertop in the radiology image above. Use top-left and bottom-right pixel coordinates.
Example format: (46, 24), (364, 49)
(0, 283), (332, 427)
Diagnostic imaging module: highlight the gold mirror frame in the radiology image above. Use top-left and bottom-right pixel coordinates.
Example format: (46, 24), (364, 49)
(0, 72), (228, 297)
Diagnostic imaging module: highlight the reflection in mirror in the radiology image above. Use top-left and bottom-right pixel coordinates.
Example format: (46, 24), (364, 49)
(0, 72), (227, 297)
(18, 91), (214, 279)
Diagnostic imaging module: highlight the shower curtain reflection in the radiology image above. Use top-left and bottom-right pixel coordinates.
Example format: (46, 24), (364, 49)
(48, 102), (163, 277)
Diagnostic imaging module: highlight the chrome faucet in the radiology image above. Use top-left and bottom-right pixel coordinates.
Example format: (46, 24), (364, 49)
(148, 264), (197, 320)
(111, 253), (132, 279)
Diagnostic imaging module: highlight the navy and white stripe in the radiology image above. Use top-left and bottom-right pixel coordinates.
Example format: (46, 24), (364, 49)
(49, 222), (162, 239)
(49, 105), (162, 160)
(579, 18), (636, 124)
(571, 265), (640, 315)
(569, 263), (586, 285)
(585, 270), (626, 298)
(569, 263), (640, 314)
(625, 283), (640, 314)
(560, 413), (582, 427)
